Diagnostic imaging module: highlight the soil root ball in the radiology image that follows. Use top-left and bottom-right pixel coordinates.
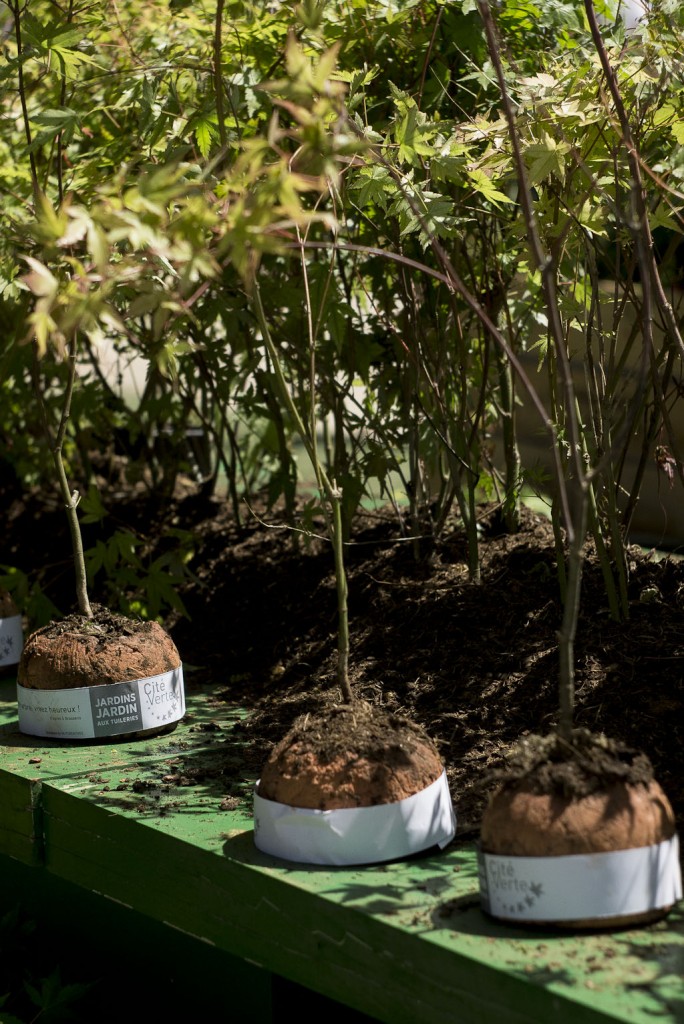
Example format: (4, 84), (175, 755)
(18, 606), (180, 690)
(481, 778), (676, 857)
(480, 730), (678, 928)
(481, 729), (675, 854)
(258, 701), (444, 810)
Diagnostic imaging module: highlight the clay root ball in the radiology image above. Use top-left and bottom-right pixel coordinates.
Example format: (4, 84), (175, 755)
(18, 607), (183, 742)
(19, 611), (180, 691)
(258, 701), (444, 810)
(481, 779), (676, 859)
(480, 732), (678, 928)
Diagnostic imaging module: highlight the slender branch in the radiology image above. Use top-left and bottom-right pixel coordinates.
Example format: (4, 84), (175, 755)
(286, 237), (566, 492)
(557, 501), (588, 738)
(213, 0), (227, 151)
(251, 276), (354, 703)
(298, 229), (352, 697)
(10, 0), (40, 204)
(478, 0), (584, 521)
(32, 338), (93, 618)
(416, 4), (443, 107)
(55, 0), (75, 204)
(331, 484), (351, 701)
(478, 0), (588, 740)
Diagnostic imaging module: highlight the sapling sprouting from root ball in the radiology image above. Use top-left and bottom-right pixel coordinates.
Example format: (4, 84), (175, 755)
(471, 0), (682, 928)
(19, 326), (186, 742)
(476, 0), (662, 740)
(16, 301), (186, 737)
(247, 33), (457, 867)
(250, 259), (455, 862)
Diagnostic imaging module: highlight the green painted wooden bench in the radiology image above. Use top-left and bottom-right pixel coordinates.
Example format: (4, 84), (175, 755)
(1, 676), (682, 1023)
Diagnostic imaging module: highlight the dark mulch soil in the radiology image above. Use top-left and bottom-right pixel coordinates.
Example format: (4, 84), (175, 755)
(3, 480), (684, 835)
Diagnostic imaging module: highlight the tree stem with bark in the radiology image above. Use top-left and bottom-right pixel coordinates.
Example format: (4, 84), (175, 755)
(251, 278), (354, 704)
(33, 337), (93, 618)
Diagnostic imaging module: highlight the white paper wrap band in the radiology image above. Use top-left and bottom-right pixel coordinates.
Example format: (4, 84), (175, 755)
(17, 665), (185, 739)
(253, 769), (456, 865)
(0, 615), (22, 668)
(479, 835), (682, 921)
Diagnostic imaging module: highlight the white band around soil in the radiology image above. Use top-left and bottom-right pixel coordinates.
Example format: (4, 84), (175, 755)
(0, 615), (22, 668)
(253, 769), (456, 866)
(17, 665), (185, 739)
(479, 835), (683, 921)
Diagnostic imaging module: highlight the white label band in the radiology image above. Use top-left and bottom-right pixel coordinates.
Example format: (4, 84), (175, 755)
(0, 615), (22, 668)
(17, 666), (185, 739)
(254, 769), (456, 866)
(479, 835), (682, 921)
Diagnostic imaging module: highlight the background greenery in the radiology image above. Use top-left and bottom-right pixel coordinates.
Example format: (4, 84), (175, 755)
(2, 0), (684, 625)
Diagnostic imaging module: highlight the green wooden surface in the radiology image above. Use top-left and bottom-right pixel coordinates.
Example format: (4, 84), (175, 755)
(1, 677), (683, 1024)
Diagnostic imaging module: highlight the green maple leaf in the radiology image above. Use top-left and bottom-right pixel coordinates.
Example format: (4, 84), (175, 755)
(354, 166), (393, 210)
(525, 134), (570, 184)
(467, 168), (515, 208)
